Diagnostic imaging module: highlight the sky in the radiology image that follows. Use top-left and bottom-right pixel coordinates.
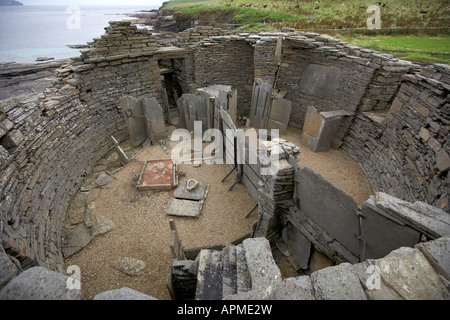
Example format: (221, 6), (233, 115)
(20, 0), (165, 6)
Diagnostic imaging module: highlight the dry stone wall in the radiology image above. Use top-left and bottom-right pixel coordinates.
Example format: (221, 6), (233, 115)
(0, 21), (166, 272)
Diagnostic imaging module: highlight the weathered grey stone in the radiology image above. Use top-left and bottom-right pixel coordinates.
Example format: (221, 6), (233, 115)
(361, 196), (421, 260)
(111, 257), (146, 276)
(166, 198), (204, 218)
(242, 237), (282, 291)
(0, 252), (18, 290)
(195, 249), (223, 300)
(142, 97), (167, 139)
(62, 224), (93, 258)
(369, 247), (449, 300)
(299, 64), (342, 100)
(121, 96), (147, 147)
(95, 172), (114, 187)
(415, 236), (450, 286)
(270, 276), (314, 300)
(297, 167), (360, 258)
(173, 179), (209, 201)
(436, 149), (450, 173)
(95, 215), (115, 235)
(376, 192), (450, 238)
(282, 222), (311, 270)
(222, 243), (237, 298)
(1, 129), (24, 148)
(311, 262), (367, 300)
(94, 287), (157, 300)
(0, 267), (81, 300)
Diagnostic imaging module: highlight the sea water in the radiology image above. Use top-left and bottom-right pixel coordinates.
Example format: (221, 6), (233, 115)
(0, 5), (158, 63)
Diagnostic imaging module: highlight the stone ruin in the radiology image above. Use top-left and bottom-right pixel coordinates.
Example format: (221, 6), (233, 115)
(0, 21), (449, 300)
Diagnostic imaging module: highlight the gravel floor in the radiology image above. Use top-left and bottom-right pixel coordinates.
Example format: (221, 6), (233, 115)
(65, 126), (373, 300)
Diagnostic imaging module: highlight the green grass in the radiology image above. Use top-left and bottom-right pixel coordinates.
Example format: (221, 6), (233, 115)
(341, 35), (450, 64)
(161, 0), (450, 64)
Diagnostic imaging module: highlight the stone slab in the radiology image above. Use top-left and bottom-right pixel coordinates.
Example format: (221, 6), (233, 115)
(62, 224), (93, 258)
(166, 198), (204, 218)
(242, 237), (282, 291)
(375, 192), (450, 238)
(299, 64), (342, 100)
(195, 250), (223, 300)
(361, 196), (421, 260)
(121, 96), (146, 147)
(297, 167), (360, 258)
(281, 222), (311, 270)
(0, 252), (18, 290)
(173, 179), (209, 201)
(311, 262), (367, 300)
(142, 97), (166, 139)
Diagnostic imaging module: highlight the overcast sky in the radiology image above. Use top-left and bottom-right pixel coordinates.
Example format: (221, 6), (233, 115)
(20, 0), (165, 6)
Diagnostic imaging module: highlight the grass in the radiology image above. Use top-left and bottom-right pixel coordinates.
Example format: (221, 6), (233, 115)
(161, 0), (450, 64)
(339, 35), (450, 64)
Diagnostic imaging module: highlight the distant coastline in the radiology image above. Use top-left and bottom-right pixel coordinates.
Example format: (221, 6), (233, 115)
(0, 0), (24, 6)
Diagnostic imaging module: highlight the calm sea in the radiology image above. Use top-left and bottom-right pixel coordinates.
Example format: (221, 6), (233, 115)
(0, 5), (159, 64)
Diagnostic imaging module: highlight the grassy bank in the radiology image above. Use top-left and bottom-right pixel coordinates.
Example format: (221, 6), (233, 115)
(162, 0), (450, 64)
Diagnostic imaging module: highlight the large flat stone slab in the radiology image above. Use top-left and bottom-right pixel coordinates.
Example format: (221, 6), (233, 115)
(0, 252), (18, 290)
(62, 224), (94, 258)
(195, 250), (223, 300)
(121, 96), (147, 147)
(166, 198), (204, 218)
(173, 179), (209, 201)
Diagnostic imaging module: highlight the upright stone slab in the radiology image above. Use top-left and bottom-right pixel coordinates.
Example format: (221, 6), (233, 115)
(267, 97), (292, 135)
(297, 167), (360, 259)
(282, 222), (311, 270)
(242, 237), (282, 291)
(299, 64), (342, 100)
(0, 252), (18, 290)
(195, 250), (223, 300)
(361, 196), (421, 260)
(120, 96), (146, 147)
(142, 97), (166, 140)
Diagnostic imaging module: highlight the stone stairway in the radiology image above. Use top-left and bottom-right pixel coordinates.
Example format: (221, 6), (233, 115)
(195, 237), (280, 300)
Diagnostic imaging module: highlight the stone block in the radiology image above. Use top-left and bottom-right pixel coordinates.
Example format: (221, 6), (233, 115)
(242, 237), (282, 291)
(142, 97), (166, 139)
(1, 129), (24, 149)
(311, 262), (367, 300)
(62, 224), (93, 258)
(166, 199), (204, 218)
(0, 267), (81, 300)
(436, 149), (450, 173)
